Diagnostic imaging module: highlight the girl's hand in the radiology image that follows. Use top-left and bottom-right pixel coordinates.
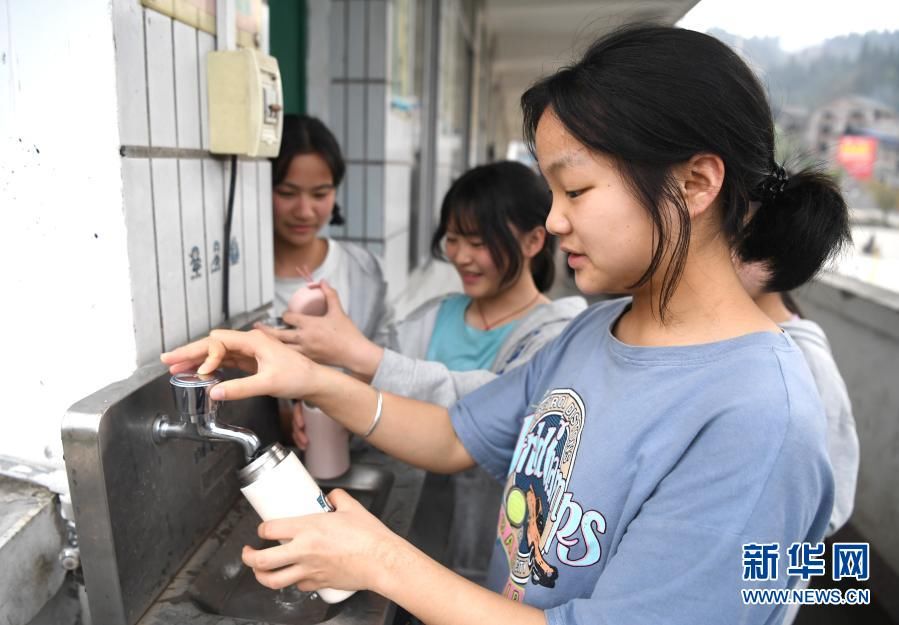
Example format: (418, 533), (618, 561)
(276, 399), (309, 450)
(255, 281), (383, 378)
(160, 329), (321, 401)
(290, 400), (309, 450)
(241, 489), (403, 594)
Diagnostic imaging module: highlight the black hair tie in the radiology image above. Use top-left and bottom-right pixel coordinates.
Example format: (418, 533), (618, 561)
(330, 203), (346, 226)
(757, 163), (789, 204)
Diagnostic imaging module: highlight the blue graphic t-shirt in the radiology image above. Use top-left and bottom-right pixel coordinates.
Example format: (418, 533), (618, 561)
(450, 299), (834, 625)
(425, 294), (518, 371)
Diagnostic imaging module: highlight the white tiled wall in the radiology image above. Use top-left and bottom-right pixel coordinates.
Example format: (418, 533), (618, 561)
(384, 162), (412, 238)
(114, 0), (274, 358)
(328, 0), (414, 295)
(202, 158), (226, 329)
(121, 158), (164, 363)
(257, 160), (275, 306)
(384, 228), (411, 300)
(179, 158), (209, 338)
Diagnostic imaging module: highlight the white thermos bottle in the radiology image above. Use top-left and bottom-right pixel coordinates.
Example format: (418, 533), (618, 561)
(238, 442), (355, 603)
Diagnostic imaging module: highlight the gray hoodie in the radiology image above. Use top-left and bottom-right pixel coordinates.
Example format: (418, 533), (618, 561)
(781, 317), (859, 536)
(372, 294), (588, 406)
(370, 293), (587, 583)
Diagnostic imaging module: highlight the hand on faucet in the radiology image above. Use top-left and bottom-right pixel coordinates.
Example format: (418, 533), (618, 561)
(161, 329), (323, 402)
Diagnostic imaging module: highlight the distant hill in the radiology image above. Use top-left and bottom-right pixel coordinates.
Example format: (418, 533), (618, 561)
(708, 29), (899, 113)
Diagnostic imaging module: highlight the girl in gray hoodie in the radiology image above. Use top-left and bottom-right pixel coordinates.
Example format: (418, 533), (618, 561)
(262, 161), (586, 582)
(736, 258), (859, 625)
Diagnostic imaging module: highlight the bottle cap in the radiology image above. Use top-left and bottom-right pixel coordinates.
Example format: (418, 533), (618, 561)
(238, 442), (288, 487)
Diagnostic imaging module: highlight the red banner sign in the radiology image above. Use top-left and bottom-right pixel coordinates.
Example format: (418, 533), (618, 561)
(837, 136), (878, 180)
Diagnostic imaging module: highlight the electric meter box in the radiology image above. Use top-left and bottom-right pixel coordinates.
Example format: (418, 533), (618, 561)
(207, 48), (283, 157)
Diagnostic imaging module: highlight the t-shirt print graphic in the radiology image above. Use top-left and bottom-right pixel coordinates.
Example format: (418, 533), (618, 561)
(497, 388), (606, 602)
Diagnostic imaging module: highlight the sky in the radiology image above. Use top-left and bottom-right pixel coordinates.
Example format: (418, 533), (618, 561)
(677, 0), (899, 52)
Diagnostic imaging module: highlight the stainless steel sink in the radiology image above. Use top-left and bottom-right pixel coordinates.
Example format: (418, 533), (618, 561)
(184, 462), (394, 625)
(63, 328), (422, 625)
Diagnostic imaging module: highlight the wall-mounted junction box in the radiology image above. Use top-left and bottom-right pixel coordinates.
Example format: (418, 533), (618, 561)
(207, 48), (283, 157)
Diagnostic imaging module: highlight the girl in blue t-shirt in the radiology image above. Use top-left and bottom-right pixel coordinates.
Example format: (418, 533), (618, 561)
(163, 25), (851, 625)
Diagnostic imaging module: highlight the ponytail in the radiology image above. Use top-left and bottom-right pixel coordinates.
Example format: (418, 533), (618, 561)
(739, 166), (851, 292)
(330, 203), (346, 226)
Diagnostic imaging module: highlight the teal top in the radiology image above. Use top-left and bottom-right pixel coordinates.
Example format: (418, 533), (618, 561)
(425, 294), (519, 371)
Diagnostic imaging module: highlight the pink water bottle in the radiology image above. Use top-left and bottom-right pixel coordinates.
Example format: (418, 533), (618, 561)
(286, 282), (350, 479)
(287, 282), (327, 316)
(301, 401), (351, 479)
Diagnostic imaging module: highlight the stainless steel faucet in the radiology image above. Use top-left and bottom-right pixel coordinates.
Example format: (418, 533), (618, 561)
(153, 372), (261, 462)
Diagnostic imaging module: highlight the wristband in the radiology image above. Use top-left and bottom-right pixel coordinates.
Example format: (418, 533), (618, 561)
(363, 389), (383, 438)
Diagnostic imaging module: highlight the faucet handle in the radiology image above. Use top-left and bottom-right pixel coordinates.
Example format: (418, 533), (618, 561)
(170, 372), (222, 420)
